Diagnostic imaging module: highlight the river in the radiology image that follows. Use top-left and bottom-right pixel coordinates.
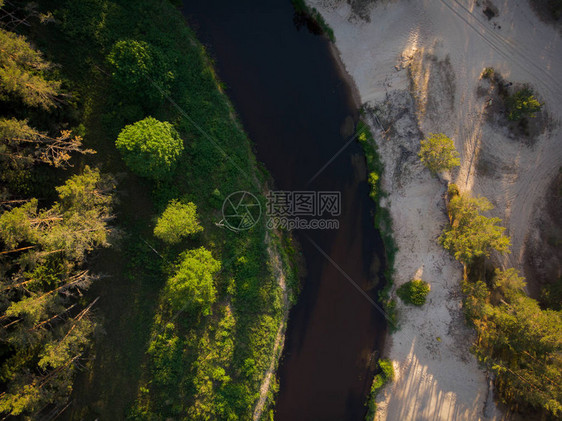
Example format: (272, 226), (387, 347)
(183, 1), (388, 419)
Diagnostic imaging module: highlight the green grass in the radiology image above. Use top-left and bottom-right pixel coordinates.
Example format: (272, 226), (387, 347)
(356, 118), (399, 331)
(291, 0), (336, 42)
(25, 0), (297, 418)
(365, 359), (394, 419)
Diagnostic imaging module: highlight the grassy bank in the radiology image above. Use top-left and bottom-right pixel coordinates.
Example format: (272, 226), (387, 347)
(24, 0), (297, 419)
(356, 119), (399, 331)
(291, 0), (336, 42)
(365, 359), (394, 420)
(355, 117), (398, 418)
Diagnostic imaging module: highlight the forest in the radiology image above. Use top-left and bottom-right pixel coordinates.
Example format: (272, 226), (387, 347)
(0, 0), (298, 419)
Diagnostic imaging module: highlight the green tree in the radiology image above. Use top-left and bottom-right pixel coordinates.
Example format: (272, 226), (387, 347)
(107, 39), (173, 108)
(506, 88), (542, 121)
(464, 280), (562, 417)
(493, 268), (526, 297)
(0, 118), (94, 168)
(440, 195), (511, 264)
(0, 28), (60, 109)
(397, 279), (431, 306)
(0, 167), (114, 417)
(154, 200), (203, 244)
(115, 117), (183, 180)
(418, 133), (460, 174)
(166, 247), (221, 314)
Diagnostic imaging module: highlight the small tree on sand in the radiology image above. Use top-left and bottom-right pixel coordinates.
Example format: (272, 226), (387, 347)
(506, 88), (542, 121)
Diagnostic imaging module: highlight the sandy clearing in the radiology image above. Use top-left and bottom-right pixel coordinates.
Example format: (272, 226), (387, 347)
(307, 0), (562, 420)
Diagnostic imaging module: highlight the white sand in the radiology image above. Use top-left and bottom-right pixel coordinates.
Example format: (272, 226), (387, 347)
(307, 0), (562, 419)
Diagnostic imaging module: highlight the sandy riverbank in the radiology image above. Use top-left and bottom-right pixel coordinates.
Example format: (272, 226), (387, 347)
(307, 0), (562, 419)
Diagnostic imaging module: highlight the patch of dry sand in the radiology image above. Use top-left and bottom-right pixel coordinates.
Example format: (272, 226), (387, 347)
(307, 0), (562, 419)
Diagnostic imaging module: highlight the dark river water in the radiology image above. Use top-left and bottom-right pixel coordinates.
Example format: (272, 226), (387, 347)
(183, 1), (388, 419)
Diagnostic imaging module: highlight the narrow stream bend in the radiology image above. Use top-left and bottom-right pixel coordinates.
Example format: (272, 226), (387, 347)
(183, 2), (388, 419)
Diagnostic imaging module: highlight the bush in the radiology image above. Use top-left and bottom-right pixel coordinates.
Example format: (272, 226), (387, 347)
(418, 133), (460, 174)
(447, 183), (460, 198)
(368, 171), (380, 200)
(165, 247), (221, 315)
(154, 200), (203, 244)
(397, 280), (430, 306)
(481, 67), (495, 79)
(116, 117), (183, 180)
(107, 39), (173, 109)
(365, 359), (394, 419)
(506, 88), (542, 121)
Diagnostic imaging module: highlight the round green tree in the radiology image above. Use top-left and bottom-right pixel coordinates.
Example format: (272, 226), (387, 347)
(154, 200), (203, 244)
(166, 247), (221, 315)
(418, 133), (460, 174)
(116, 117), (183, 179)
(106, 39), (172, 106)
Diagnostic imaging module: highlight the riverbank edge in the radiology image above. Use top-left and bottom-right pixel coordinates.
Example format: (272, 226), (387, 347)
(33, 1), (304, 418)
(304, 2), (460, 419)
(301, 2), (401, 416)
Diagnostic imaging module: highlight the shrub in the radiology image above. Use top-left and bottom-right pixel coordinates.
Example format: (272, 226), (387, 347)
(165, 247), (221, 315)
(447, 183), (460, 198)
(154, 200), (203, 244)
(481, 67), (495, 79)
(418, 133), (460, 174)
(368, 171), (380, 200)
(107, 39), (173, 109)
(506, 88), (542, 121)
(365, 359), (395, 419)
(116, 117), (183, 180)
(397, 280), (430, 306)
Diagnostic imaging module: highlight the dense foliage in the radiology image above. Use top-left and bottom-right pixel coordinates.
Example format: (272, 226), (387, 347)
(397, 280), (430, 306)
(365, 359), (394, 419)
(0, 6), (115, 416)
(107, 39), (173, 111)
(0, 27), (60, 109)
(440, 194), (511, 264)
(0, 167), (114, 416)
(153, 200), (203, 244)
(166, 247), (221, 315)
(506, 88), (542, 121)
(418, 133), (460, 174)
(19, 0), (300, 419)
(116, 117), (183, 180)
(442, 188), (562, 417)
(463, 270), (562, 417)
